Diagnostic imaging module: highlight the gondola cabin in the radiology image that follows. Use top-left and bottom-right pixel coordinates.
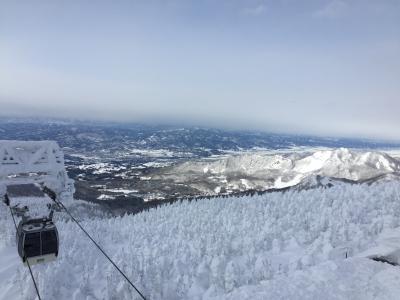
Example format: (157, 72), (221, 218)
(16, 217), (59, 265)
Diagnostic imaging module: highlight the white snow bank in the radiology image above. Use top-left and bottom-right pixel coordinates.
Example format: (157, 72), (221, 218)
(212, 258), (400, 300)
(358, 227), (400, 265)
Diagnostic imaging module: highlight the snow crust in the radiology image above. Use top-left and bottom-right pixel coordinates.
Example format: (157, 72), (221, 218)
(2, 181), (400, 299)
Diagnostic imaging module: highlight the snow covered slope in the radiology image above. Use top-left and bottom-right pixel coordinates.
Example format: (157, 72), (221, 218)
(152, 148), (400, 194)
(2, 181), (400, 299)
(213, 258), (400, 300)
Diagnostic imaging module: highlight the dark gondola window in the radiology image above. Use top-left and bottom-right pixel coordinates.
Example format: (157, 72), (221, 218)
(41, 230), (58, 255)
(24, 232), (41, 258)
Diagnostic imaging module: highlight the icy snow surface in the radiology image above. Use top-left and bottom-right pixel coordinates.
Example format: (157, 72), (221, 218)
(2, 180), (400, 299)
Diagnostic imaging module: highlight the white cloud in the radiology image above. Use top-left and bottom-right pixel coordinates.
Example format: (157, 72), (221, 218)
(313, 0), (348, 19)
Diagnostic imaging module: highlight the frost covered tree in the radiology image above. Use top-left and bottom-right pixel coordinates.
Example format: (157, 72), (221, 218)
(224, 260), (239, 292)
(2, 181), (400, 299)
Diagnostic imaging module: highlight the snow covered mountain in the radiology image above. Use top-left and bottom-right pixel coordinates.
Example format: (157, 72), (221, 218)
(3, 119), (400, 202)
(2, 181), (400, 299)
(2, 125), (400, 299)
(152, 148), (400, 194)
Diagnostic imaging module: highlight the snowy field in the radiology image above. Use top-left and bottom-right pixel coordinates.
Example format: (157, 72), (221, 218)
(2, 181), (400, 299)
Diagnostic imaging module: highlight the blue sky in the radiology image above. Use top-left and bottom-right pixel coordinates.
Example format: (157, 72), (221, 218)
(1, 0), (399, 139)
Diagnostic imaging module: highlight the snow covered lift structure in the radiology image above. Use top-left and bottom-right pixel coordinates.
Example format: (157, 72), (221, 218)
(0, 140), (74, 201)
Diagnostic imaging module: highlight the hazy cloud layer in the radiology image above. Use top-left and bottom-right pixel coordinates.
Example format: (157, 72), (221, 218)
(1, 0), (399, 139)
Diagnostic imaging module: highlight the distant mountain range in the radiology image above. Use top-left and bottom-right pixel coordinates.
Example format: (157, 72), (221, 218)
(1, 118), (400, 158)
(151, 148), (400, 196)
(1, 118), (400, 204)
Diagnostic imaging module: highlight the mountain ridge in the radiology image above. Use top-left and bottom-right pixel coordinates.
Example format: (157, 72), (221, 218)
(153, 148), (400, 195)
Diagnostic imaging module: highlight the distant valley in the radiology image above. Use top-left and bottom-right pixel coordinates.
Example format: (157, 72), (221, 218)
(1, 118), (400, 213)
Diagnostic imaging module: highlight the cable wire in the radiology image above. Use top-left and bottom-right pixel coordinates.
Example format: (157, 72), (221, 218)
(26, 260), (42, 300)
(55, 200), (147, 300)
(9, 206), (42, 300)
(9, 206), (17, 230)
